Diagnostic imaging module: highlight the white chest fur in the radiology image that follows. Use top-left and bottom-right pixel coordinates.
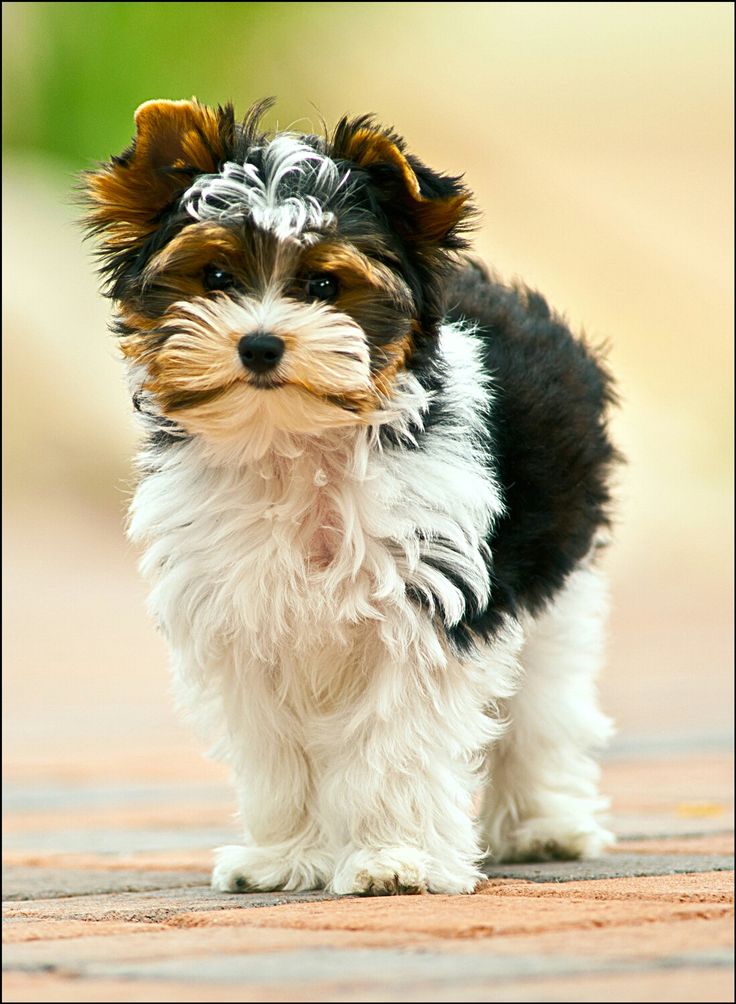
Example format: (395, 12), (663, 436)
(127, 324), (502, 687)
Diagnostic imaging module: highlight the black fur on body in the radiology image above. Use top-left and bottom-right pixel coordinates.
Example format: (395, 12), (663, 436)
(434, 260), (617, 651)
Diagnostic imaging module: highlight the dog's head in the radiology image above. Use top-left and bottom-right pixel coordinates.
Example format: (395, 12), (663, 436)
(82, 99), (473, 453)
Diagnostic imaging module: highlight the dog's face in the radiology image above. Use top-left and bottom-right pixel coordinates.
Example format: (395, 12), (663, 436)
(83, 100), (471, 450)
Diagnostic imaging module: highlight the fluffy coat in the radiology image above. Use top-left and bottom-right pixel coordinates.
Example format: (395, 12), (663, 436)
(83, 99), (618, 894)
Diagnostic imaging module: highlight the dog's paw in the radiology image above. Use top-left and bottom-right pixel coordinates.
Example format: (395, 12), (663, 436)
(212, 845), (267, 892)
(212, 844), (329, 893)
(330, 846), (479, 896)
(493, 818), (613, 863)
(331, 846), (430, 896)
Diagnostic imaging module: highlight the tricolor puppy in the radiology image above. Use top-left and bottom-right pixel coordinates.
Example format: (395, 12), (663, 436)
(82, 99), (618, 895)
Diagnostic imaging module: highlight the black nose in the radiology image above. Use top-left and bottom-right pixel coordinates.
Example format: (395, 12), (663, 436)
(237, 333), (285, 374)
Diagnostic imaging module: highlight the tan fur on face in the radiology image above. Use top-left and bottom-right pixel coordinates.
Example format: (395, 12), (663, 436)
(300, 242), (411, 304)
(123, 228), (417, 408)
(83, 100), (228, 254)
(142, 223), (245, 287)
(340, 129), (425, 197)
(331, 126), (468, 245)
(372, 332), (415, 397)
(84, 101), (479, 457)
(104, 159), (425, 429)
(141, 293), (377, 423)
(300, 241), (416, 395)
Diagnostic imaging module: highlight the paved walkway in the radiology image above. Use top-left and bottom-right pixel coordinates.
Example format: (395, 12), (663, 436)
(3, 744), (733, 1002)
(3, 506), (734, 1001)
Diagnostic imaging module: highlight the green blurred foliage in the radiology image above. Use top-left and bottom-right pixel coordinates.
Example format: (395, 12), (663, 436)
(2, 1), (325, 168)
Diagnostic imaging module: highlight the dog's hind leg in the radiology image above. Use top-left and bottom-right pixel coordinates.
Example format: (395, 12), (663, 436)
(480, 561), (615, 863)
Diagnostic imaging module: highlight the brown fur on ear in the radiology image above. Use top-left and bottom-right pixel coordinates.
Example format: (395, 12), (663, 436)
(82, 99), (231, 251)
(331, 118), (471, 247)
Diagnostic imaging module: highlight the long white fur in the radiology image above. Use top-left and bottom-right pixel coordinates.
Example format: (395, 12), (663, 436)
(129, 321), (613, 894)
(481, 561), (614, 863)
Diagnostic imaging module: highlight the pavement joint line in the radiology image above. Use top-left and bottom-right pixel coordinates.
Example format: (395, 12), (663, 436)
(1, 829), (241, 854)
(602, 732), (734, 759)
(2, 968), (733, 1004)
(11, 946), (730, 988)
(614, 828), (735, 841)
(1, 784), (232, 813)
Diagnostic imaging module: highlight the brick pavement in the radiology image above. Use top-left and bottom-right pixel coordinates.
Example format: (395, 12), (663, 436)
(3, 747), (733, 1002)
(3, 507), (734, 1001)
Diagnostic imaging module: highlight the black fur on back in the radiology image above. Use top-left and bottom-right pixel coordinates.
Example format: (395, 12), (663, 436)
(439, 260), (619, 651)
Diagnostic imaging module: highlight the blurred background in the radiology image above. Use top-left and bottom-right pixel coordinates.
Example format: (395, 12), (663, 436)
(3, 2), (733, 785)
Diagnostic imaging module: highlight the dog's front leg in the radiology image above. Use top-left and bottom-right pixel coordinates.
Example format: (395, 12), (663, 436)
(319, 624), (515, 896)
(209, 668), (333, 893)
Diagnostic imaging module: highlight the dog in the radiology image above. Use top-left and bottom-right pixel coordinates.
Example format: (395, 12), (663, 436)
(82, 98), (618, 895)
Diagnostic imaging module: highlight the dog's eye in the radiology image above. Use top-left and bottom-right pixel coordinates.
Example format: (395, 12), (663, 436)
(306, 274), (340, 301)
(203, 266), (235, 291)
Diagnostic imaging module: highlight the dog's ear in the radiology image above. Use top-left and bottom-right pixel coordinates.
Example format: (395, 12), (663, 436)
(81, 99), (233, 255)
(331, 116), (473, 250)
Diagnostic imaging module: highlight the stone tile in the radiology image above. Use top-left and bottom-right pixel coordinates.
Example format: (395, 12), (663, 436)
(604, 732), (734, 760)
(453, 912), (735, 961)
(2, 973), (263, 1003)
(1, 782), (231, 813)
(612, 814), (734, 838)
(480, 968), (735, 1004)
(603, 752), (734, 838)
(25, 947), (733, 998)
(2, 927), (426, 971)
(2, 919), (167, 944)
(2, 846), (732, 1004)
(4, 967), (732, 1003)
(3, 903), (733, 969)
(476, 870), (734, 903)
(1, 827), (237, 855)
(4, 852), (730, 906)
(5, 897), (732, 960)
(482, 853), (734, 882)
(4, 806), (234, 837)
(2, 867), (210, 901)
(610, 834), (734, 855)
(2, 886), (339, 924)
(2, 850), (213, 871)
(601, 753), (733, 812)
(187, 871), (731, 934)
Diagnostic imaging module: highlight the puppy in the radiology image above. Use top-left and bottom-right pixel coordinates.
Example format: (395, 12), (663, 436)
(82, 98), (618, 895)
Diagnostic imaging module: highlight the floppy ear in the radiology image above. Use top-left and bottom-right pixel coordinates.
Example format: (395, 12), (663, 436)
(81, 99), (233, 264)
(331, 116), (473, 250)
